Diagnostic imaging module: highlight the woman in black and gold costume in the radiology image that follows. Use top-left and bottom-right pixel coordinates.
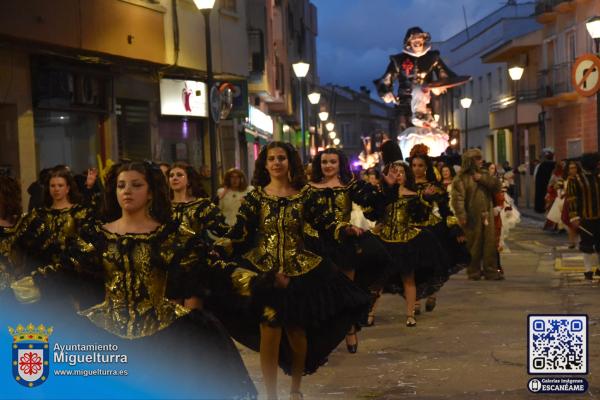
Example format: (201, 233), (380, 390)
(12, 166), (96, 273)
(12, 161), (256, 399)
(219, 142), (370, 400)
(409, 146), (469, 314)
(374, 161), (448, 327)
(309, 148), (391, 353)
(167, 161), (229, 309)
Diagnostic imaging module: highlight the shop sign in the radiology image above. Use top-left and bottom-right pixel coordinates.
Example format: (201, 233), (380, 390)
(248, 106), (273, 135)
(160, 79), (208, 117)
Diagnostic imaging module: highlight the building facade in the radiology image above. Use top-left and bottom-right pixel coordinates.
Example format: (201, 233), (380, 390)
(0, 0), (258, 205)
(434, 1), (541, 163)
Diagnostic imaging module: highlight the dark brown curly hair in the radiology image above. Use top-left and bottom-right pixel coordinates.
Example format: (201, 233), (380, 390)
(168, 162), (207, 199)
(102, 161), (171, 224)
(310, 148), (354, 185)
(43, 166), (82, 207)
(0, 176), (22, 223)
(223, 168), (249, 191)
(252, 141), (307, 190)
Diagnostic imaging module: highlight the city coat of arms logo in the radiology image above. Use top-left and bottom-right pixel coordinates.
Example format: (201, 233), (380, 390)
(8, 323), (53, 387)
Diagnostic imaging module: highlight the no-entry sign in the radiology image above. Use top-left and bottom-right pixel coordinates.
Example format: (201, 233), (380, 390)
(572, 54), (600, 97)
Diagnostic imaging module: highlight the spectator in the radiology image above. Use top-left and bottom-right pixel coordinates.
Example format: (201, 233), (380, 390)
(534, 149), (555, 213)
(451, 149), (503, 280)
(217, 168), (253, 226)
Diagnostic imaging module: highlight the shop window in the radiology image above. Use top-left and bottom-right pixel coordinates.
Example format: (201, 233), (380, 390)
(34, 111), (100, 173)
(116, 99), (151, 161)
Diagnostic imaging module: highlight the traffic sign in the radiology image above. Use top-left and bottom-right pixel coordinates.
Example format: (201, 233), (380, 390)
(572, 53), (600, 97)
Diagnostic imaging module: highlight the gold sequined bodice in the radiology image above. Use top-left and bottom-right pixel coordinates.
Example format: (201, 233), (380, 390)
(19, 205), (92, 265)
(375, 195), (421, 243)
(315, 186), (352, 223)
(171, 198), (228, 237)
(243, 188), (321, 276)
(415, 181), (442, 227)
(79, 225), (191, 339)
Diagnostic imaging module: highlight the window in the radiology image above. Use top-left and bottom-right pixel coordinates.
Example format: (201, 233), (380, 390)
(565, 29), (576, 62)
(469, 80), (474, 99)
(487, 72), (492, 100)
(221, 0), (237, 13)
(478, 76), (483, 103)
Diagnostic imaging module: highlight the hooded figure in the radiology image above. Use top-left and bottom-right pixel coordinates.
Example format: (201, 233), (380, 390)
(450, 149), (503, 280)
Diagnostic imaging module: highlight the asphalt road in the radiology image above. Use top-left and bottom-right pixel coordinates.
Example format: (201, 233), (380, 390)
(238, 217), (600, 399)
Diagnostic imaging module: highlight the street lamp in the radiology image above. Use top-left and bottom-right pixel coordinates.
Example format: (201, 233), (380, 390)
(307, 92), (321, 105)
(333, 138), (341, 146)
(293, 62), (310, 161)
(460, 97), (472, 149)
(325, 122), (335, 132)
(328, 131), (336, 139)
(318, 111), (329, 122)
(307, 91), (321, 154)
(586, 16), (600, 151)
(194, 0), (218, 197)
(509, 65), (524, 206)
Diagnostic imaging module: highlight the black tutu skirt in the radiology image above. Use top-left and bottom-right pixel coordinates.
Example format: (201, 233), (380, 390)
(425, 222), (470, 276)
(380, 229), (449, 300)
(326, 232), (394, 291)
(209, 258), (370, 375)
(75, 308), (257, 399)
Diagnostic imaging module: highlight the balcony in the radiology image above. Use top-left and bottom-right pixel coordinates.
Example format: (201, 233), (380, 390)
(537, 62), (579, 105)
(489, 90), (539, 113)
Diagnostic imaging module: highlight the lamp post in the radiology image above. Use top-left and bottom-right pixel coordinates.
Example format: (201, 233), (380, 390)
(460, 97), (472, 150)
(193, 0), (218, 197)
(586, 16), (600, 150)
(509, 65), (524, 206)
(308, 91), (321, 154)
(293, 62), (310, 161)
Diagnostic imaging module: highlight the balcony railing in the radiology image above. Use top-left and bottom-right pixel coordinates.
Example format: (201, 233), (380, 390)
(537, 62), (573, 98)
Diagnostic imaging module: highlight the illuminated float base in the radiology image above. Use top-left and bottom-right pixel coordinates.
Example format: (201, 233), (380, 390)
(398, 127), (449, 158)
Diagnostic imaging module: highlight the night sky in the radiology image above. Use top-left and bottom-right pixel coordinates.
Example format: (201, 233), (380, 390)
(313, 0), (509, 94)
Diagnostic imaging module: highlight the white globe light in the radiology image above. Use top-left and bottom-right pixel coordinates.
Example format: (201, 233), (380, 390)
(325, 122), (335, 131)
(333, 138), (341, 146)
(307, 92), (321, 105)
(460, 97), (472, 109)
(328, 131), (337, 139)
(586, 16), (600, 39)
(193, 0), (216, 9)
(318, 111), (329, 121)
(508, 66), (524, 81)
(292, 62), (310, 78)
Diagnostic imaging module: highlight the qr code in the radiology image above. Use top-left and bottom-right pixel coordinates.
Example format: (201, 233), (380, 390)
(528, 315), (587, 374)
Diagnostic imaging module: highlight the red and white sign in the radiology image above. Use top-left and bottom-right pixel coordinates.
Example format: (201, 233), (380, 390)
(572, 54), (600, 97)
(160, 79), (208, 117)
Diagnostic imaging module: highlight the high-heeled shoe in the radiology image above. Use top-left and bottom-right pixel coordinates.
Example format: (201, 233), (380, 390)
(406, 314), (416, 327)
(346, 332), (358, 353)
(364, 313), (375, 327)
(425, 296), (436, 312)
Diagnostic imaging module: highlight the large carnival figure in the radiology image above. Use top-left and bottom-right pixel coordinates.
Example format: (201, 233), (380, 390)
(374, 26), (470, 157)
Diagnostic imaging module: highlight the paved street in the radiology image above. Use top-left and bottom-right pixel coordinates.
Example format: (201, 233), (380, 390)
(239, 217), (600, 399)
